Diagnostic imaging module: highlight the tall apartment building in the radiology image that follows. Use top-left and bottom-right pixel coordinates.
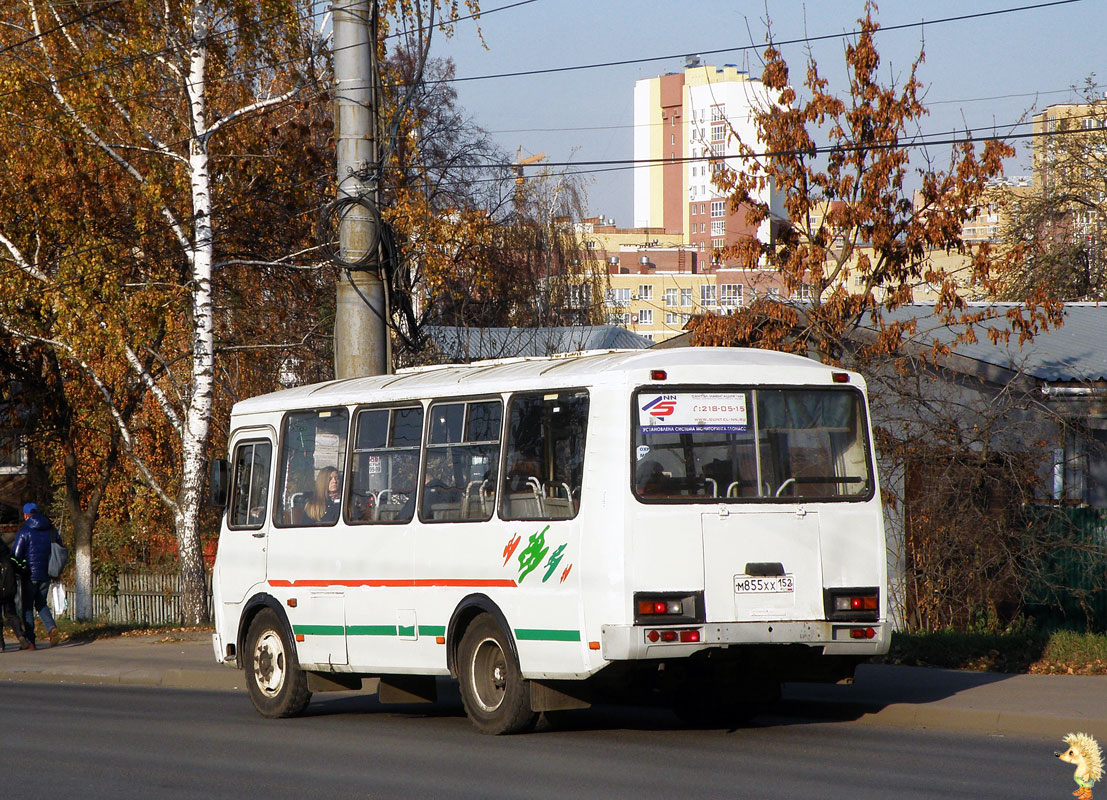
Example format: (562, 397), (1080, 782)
(632, 58), (784, 264)
(1032, 102), (1107, 262)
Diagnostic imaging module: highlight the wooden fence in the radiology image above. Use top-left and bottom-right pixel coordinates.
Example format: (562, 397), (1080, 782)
(60, 572), (213, 625)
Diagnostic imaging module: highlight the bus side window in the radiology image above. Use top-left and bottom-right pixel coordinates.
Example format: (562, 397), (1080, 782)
(275, 408), (349, 527)
(422, 400), (501, 523)
(502, 390), (589, 521)
(349, 405), (423, 524)
(229, 440), (272, 528)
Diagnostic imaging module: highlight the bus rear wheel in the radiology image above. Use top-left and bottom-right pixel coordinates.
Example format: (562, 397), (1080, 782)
(457, 614), (537, 735)
(245, 608), (311, 718)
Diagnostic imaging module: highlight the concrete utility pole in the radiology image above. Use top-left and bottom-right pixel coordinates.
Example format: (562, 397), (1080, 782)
(332, 0), (388, 378)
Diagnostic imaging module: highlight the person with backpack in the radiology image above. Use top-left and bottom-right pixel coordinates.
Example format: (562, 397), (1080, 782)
(0, 537), (29, 651)
(12, 502), (62, 648)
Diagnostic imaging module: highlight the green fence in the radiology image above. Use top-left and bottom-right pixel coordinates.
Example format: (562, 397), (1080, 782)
(1025, 506), (1107, 630)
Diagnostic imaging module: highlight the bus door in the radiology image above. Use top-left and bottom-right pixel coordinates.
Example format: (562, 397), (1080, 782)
(219, 432), (274, 607)
(701, 508), (824, 623)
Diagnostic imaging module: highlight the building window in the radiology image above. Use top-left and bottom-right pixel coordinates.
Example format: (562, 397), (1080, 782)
(710, 200), (725, 217)
(700, 284), (717, 306)
(712, 238), (725, 251)
(711, 220), (726, 236)
(665, 311), (680, 325)
(606, 312), (630, 325)
(711, 105), (724, 121)
(691, 204), (697, 216)
(568, 284), (592, 308)
(605, 288), (631, 307)
(698, 242), (704, 251)
(680, 288), (692, 306)
(719, 284), (742, 307)
(638, 309), (654, 325)
(663, 288), (678, 306)
(711, 123), (725, 142)
(638, 284), (653, 301)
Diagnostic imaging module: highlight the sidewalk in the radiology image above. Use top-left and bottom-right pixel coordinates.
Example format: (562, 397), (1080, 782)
(0, 631), (242, 692)
(1, 631), (1105, 738)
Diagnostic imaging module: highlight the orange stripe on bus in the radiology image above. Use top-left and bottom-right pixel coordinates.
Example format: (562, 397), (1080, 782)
(268, 578), (518, 588)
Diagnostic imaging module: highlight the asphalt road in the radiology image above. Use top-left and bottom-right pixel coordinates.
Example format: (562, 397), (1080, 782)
(1, 682), (1074, 799)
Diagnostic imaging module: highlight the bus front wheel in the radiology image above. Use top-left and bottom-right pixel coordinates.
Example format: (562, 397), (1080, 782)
(245, 608), (311, 718)
(457, 614), (537, 735)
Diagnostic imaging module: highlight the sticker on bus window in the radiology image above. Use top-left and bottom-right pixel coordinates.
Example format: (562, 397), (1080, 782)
(639, 393), (748, 434)
(367, 455), (382, 474)
(636, 445), (651, 461)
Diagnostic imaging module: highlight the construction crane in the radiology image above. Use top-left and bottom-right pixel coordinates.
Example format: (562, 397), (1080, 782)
(514, 146), (546, 186)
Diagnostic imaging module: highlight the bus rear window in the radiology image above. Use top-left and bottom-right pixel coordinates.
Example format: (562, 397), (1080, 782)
(633, 388), (872, 503)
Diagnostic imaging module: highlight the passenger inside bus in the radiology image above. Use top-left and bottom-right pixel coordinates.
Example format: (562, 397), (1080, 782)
(303, 466), (342, 523)
(635, 459), (668, 498)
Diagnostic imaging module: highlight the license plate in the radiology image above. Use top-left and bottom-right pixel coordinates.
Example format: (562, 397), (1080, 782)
(734, 574), (794, 593)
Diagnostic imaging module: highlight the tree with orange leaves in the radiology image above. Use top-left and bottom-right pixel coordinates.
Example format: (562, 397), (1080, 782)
(690, 2), (1061, 365)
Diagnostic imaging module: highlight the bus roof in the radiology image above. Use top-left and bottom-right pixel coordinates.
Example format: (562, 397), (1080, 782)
(231, 346), (854, 417)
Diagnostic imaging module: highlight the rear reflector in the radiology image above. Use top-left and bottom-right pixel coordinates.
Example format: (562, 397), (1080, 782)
(650, 369), (667, 380)
(849, 627), (877, 640)
(646, 628), (702, 644)
(832, 372), (850, 383)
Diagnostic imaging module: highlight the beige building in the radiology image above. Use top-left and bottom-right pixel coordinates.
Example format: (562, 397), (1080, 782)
(633, 58), (785, 264)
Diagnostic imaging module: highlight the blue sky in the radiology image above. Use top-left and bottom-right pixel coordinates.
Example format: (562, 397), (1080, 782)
(427, 0), (1103, 225)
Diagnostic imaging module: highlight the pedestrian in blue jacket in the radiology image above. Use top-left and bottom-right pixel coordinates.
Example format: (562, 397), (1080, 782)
(12, 503), (61, 648)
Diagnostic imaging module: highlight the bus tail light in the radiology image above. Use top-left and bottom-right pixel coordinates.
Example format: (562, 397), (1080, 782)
(826, 588), (879, 622)
(849, 627), (877, 640)
(637, 599), (682, 616)
(650, 369), (667, 381)
(633, 591), (704, 625)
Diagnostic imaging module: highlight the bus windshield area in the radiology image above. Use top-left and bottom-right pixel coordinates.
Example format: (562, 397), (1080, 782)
(633, 388), (872, 502)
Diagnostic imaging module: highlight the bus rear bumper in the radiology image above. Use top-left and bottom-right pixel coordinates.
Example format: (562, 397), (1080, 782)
(600, 620), (889, 660)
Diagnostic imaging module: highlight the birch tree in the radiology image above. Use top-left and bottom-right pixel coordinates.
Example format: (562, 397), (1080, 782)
(0, 0), (323, 622)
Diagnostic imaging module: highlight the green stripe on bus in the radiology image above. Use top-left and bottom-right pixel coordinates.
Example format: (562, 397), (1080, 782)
(514, 628), (581, 642)
(418, 625), (446, 637)
(397, 625), (415, 637)
(293, 625), (345, 636)
(345, 625), (398, 636)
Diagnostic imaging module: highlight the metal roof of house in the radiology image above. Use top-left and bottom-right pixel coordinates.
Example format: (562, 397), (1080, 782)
(867, 303), (1107, 383)
(423, 325), (652, 361)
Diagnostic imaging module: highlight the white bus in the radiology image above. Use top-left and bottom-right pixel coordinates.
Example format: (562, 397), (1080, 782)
(209, 347), (889, 733)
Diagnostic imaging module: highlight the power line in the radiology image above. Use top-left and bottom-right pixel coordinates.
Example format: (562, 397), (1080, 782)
(0, 0), (127, 57)
(382, 0), (540, 40)
(427, 0), (1084, 85)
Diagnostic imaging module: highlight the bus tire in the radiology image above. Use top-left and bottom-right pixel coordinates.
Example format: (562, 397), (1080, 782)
(457, 614), (537, 735)
(245, 608), (311, 718)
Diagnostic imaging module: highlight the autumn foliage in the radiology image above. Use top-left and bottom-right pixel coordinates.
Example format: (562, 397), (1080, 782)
(690, 3), (1062, 364)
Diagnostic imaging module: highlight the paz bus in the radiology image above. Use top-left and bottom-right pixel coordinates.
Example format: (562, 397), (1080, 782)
(208, 347), (889, 733)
